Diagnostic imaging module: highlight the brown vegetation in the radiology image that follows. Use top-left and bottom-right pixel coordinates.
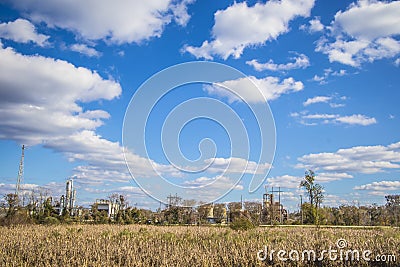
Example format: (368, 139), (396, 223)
(0, 224), (398, 266)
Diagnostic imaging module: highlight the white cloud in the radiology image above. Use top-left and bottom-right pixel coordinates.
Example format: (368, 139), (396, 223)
(309, 17), (325, 33)
(83, 185), (146, 198)
(5, 0), (193, 44)
(354, 180), (400, 191)
(297, 141), (400, 174)
(333, 1), (400, 41)
(184, 0), (315, 59)
(266, 172), (352, 189)
(295, 112), (376, 126)
(0, 44), (121, 145)
(335, 114), (377, 126)
(279, 191), (301, 202)
(170, 0), (195, 26)
(204, 76), (303, 104)
(246, 53), (310, 71)
(44, 130), (180, 185)
(203, 157), (271, 175)
(267, 175), (303, 189)
(182, 176), (243, 190)
(316, 0), (400, 66)
(322, 194), (350, 207)
(303, 96), (332, 106)
(329, 103), (345, 108)
(312, 68), (347, 84)
(303, 114), (338, 120)
(300, 17), (324, 33)
(0, 18), (49, 46)
(316, 172), (353, 182)
(70, 43), (101, 57)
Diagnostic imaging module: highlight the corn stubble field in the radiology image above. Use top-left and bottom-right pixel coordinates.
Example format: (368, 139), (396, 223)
(0, 225), (399, 267)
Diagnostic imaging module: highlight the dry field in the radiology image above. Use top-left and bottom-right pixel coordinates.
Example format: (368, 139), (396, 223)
(0, 224), (399, 266)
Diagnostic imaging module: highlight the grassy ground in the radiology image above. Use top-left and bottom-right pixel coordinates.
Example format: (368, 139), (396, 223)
(0, 224), (399, 266)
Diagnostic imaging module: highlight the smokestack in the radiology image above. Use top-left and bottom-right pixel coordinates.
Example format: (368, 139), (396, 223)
(66, 180), (71, 209)
(69, 179), (74, 208)
(71, 189), (76, 215)
(60, 195), (65, 215)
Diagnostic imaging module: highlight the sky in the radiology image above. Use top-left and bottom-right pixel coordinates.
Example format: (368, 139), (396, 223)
(0, 0), (399, 211)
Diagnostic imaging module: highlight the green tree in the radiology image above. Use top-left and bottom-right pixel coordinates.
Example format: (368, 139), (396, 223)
(299, 170), (324, 224)
(385, 195), (400, 226)
(5, 193), (19, 217)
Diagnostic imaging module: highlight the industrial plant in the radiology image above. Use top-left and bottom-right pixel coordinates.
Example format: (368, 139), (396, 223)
(4, 145), (289, 225)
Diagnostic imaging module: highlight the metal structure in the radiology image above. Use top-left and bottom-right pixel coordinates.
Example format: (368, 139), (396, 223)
(167, 193), (182, 209)
(262, 187), (287, 224)
(206, 203), (216, 223)
(15, 145), (25, 204)
(95, 199), (121, 218)
(57, 177), (77, 216)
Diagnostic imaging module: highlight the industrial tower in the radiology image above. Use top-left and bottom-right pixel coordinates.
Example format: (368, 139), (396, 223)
(59, 177), (77, 216)
(15, 145), (25, 204)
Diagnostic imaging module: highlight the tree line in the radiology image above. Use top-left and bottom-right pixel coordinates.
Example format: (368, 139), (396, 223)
(1, 170), (399, 226)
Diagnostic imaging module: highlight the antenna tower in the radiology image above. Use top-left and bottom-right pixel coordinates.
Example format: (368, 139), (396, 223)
(15, 145), (25, 203)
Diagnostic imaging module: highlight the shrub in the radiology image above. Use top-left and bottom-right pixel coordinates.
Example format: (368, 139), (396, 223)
(43, 216), (59, 225)
(229, 217), (255, 231)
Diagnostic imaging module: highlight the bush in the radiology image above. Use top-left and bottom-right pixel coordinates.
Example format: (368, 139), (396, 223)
(229, 217), (255, 231)
(0, 209), (35, 226)
(43, 216), (59, 225)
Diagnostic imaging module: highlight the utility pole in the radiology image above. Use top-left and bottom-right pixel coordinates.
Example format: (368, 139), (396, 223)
(271, 187), (284, 224)
(271, 187), (274, 225)
(279, 187), (281, 224)
(15, 145), (25, 205)
(167, 193), (181, 209)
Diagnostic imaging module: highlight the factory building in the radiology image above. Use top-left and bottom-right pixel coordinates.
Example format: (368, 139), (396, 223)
(54, 178), (77, 216)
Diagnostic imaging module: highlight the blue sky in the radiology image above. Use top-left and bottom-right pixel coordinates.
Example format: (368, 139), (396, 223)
(0, 0), (399, 210)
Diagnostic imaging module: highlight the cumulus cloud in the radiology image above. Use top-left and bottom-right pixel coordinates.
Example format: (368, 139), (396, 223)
(294, 111), (376, 126)
(301, 17), (325, 33)
(335, 114), (377, 126)
(182, 176), (243, 191)
(322, 194), (350, 207)
(170, 0), (195, 26)
(0, 44), (158, 190)
(354, 180), (400, 191)
(312, 68), (347, 84)
(70, 43), (101, 57)
(246, 53), (310, 72)
(44, 130), (180, 185)
(316, 0), (400, 66)
(203, 157), (272, 175)
(267, 175), (303, 189)
(297, 141), (400, 174)
(5, 0), (194, 44)
(0, 44), (121, 145)
(303, 96), (332, 106)
(83, 185), (147, 198)
(266, 172), (352, 189)
(184, 0), (315, 59)
(316, 172), (353, 182)
(204, 76), (303, 104)
(0, 18), (49, 46)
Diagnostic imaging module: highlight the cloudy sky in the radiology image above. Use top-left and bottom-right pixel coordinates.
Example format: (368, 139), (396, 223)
(0, 0), (399, 210)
